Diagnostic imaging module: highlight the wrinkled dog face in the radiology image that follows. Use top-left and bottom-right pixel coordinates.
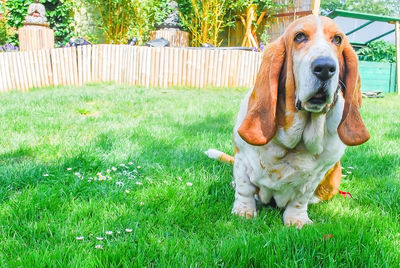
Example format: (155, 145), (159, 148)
(291, 16), (343, 113)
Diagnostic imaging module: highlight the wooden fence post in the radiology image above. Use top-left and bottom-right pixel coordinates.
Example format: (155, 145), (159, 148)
(0, 45), (268, 92)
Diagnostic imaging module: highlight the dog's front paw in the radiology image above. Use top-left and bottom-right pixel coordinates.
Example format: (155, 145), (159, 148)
(232, 200), (257, 219)
(283, 210), (313, 229)
(308, 194), (322, 204)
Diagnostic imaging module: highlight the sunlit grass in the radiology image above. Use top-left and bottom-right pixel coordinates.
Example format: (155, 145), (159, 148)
(0, 84), (398, 267)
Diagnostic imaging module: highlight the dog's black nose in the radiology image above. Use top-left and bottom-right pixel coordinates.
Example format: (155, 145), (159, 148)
(311, 57), (336, 81)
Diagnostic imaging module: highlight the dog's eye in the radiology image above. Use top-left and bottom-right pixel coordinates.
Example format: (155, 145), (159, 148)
(294, 32), (307, 43)
(332, 35), (342, 45)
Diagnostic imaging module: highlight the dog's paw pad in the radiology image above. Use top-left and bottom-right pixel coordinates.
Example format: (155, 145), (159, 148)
(232, 206), (257, 219)
(283, 215), (313, 229)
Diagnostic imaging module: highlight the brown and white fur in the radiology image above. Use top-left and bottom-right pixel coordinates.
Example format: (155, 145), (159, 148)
(206, 15), (369, 228)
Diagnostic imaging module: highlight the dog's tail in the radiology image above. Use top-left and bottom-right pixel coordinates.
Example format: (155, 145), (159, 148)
(204, 149), (234, 164)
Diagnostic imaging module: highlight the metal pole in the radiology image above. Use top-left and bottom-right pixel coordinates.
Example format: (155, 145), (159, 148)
(312, 0), (321, 15)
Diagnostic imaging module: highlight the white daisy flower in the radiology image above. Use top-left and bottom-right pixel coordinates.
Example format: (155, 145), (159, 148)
(125, 228), (132, 233)
(67, 168), (72, 171)
(125, 189), (130, 194)
(106, 231), (113, 236)
(96, 237), (104, 241)
(43, 174), (49, 177)
(112, 167), (117, 171)
(128, 162), (133, 165)
(95, 245), (103, 250)
(76, 236), (84, 240)
(186, 182), (193, 187)
(139, 202), (144, 206)
(135, 181), (142, 185)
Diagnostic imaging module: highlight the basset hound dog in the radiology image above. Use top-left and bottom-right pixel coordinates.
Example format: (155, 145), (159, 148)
(206, 15), (369, 228)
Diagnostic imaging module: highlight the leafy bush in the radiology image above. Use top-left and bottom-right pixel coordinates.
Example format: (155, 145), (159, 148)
(179, 0), (229, 47)
(82, 0), (136, 44)
(0, 16), (7, 45)
(230, 0), (286, 47)
(0, 0), (9, 45)
(72, 1), (103, 43)
(357, 41), (396, 63)
(178, 0), (285, 47)
(5, 0), (75, 45)
(127, 0), (171, 45)
(81, 0), (169, 44)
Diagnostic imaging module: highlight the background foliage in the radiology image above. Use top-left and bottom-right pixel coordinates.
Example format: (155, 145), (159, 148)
(78, 0), (169, 45)
(0, 0), (7, 45)
(226, 0), (286, 25)
(81, 0), (137, 44)
(127, 0), (171, 45)
(0, 0), (16, 46)
(179, 0), (229, 47)
(321, 0), (400, 17)
(1, 0), (398, 50)
(178, 0), (285, 47)
(5, 0), (75, 46)
(357, 41), (396, 63)
(0, 18), (6, 45)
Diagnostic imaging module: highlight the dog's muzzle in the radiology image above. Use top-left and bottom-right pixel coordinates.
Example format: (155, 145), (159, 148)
(312, 57), (336, 81)
(307, 87), (328, 105)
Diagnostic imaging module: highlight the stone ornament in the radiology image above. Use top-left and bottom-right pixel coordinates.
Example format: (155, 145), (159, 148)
(23, 0), (49, 27)
(146, 37), (170, 47)
(158, 1), (181, 29)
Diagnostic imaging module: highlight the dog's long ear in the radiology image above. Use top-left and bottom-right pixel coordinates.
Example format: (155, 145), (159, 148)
(238, 38), (286, 145)
(337, 39), (370, 146)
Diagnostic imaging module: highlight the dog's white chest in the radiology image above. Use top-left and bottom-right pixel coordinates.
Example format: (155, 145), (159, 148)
(237, 102), (346, 208)
(252, 145), (329, 207)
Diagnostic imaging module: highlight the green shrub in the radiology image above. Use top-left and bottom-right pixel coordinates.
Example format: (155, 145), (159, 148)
(127, 0), (171, 45)
(357, 40), (396, 63)
(0, 18), (7, 46)
(179, 0), (230, 47)
(80, 0), (169, 44)
(178, 0), (285, 47)
(0, 0), (7, 45)
(5, 0), (75, 46)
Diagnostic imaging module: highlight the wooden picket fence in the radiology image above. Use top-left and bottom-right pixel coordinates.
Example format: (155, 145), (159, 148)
(0, 45), (263, 93)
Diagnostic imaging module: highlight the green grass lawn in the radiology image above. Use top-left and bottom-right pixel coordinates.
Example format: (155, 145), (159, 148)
(0, 84), (399, 267)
